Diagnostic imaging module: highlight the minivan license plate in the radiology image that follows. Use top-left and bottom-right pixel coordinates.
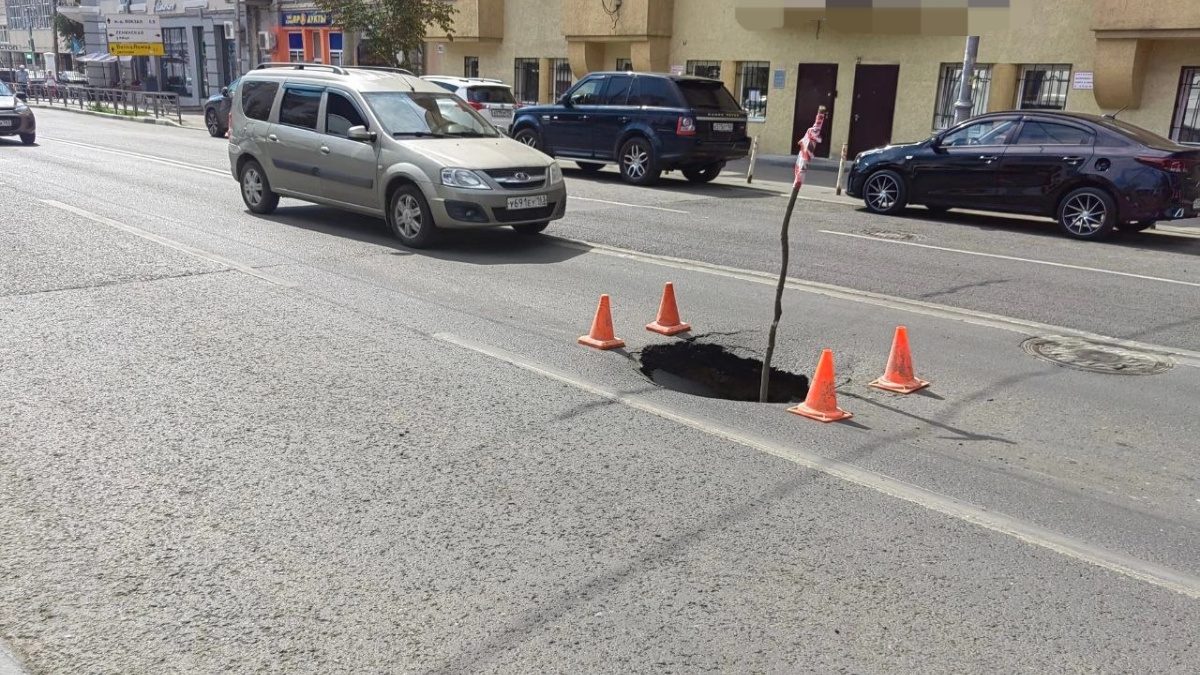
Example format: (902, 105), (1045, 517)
(713, 122), (734, 132)
(508, 195), (547, 210)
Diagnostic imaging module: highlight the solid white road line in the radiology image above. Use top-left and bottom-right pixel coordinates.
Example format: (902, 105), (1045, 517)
(820, 229), (1200, 289)
(570, 196), (690, 214)
(545, 235), (1200, 368)
(435, 332), (1200, 600)
(42, 200), (296, 288)
(39, 137), (230, 178)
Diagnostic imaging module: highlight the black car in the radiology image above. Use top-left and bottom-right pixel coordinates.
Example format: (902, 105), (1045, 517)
(846, 111), (1200, 240)
(510, 72), (751, 186)
(203, 77), (240, 137)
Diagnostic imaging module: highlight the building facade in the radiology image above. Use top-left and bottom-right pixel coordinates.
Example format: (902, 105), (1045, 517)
(421, 0), (1200, 157)
(4, 0), (56, 69)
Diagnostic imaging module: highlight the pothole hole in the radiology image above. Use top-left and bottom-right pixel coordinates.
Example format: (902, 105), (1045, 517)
(636, 341), (810, 403)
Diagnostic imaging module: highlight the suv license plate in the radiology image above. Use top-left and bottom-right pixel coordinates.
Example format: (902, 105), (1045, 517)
(492, 109), (512, 118)
(507, 195), (547, 210)
(0, 119), (12, 128)
(713, 122), (733, 132)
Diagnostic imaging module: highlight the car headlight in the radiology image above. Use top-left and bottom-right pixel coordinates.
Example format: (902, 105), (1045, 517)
(14, 104), (30, 114)
(440, 168), (491, 190)
(548, 162), (563, 185)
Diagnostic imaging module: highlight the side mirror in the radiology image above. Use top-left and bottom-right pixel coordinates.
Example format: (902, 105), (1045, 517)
(560, 94), (573, 107)
(930, 136), (947, 153)
(347, 125), (376, 142)
(220, 87), (229, 97)
(16, 92), (27, 102)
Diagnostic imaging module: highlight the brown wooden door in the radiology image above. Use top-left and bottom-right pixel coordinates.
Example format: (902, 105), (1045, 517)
(846, 64), (900, 159)
(792, 63), (838, 159)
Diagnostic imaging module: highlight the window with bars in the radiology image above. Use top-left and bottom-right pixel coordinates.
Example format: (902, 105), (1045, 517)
(932, 62), (992, 130)
(551, 58), (573, 100)
(287, 33), (304, 62)
(735, 61), (769, 121)
(1170, 67), (1200, 145)
(687, 60), (721, 79)
(464, 56), (479, 78)
(513, 58), (540, 104)
(1017, 64), (1071, 111)
(616, 58), (632, 72)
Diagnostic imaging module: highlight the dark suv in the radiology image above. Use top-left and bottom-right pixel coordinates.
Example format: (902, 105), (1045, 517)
(510, 72), (751, 186)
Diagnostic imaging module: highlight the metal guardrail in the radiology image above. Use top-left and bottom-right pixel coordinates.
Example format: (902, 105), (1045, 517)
(20, 83), (182, 124)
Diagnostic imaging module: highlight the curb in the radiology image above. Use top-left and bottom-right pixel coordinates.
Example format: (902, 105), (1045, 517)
(0, 640), (30, 675)
(29, 103), (207, 132)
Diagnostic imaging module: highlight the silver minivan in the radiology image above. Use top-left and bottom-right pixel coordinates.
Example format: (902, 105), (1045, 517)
(227, 63), (567, 248)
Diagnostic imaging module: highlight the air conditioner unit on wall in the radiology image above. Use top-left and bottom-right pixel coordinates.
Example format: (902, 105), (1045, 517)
(223, 21), (235, 40)
(257, 31), (275, 51)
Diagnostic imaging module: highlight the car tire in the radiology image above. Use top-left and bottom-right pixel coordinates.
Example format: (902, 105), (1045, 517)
(619, 137), (661, 186)
(1117, 219), (1155, 233)
(1057, 187), (1116, 240)
(862, 169), (907, 215)
(205, 108), (223, 137)
(240, 159), (279, 215)
(512, 221), (549, 235)
(388, 184), (439, 249)
(19, 133), (35, 145)
(682, 163), (723, 183)
(514, 128), (544, 153)
(575, 161), (604, 174)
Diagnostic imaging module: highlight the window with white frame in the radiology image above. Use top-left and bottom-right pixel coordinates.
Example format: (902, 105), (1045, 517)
(328, 32), (343, 66)
(1170, 67), (1200, 145)
(1017, 63), (1071, 111)
(287, 33), (304, 62)
(735, 61), (769, 121)
(932, 62), (992, 130)
(687, 60), (720, 79)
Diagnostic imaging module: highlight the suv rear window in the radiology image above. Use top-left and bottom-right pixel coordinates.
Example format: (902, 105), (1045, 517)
(241, 81), (279, 121)
(628, 77), (681, 108)
(467, 86), (516, 105)
(677, 80), (742, 112)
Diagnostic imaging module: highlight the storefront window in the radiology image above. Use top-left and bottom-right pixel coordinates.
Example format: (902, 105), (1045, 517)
(329, 33), (343, 66)
(160, 27), (191, 97)
(288, 33), (304, 62)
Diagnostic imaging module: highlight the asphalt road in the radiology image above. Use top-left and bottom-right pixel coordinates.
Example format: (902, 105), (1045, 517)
(2, 109), (1199, 674)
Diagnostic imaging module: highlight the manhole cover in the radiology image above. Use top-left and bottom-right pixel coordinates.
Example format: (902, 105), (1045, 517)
(864, 230), (918, 241)
(1021, 336), (1174, 375)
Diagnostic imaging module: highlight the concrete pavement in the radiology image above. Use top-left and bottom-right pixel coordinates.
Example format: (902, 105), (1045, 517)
(3, 109), (1199, 673)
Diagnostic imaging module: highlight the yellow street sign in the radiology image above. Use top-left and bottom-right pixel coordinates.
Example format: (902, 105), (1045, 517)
(108, 42), (165, 56)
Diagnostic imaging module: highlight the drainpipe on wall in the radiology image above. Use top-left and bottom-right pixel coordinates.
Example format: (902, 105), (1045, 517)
(952, 35), (979, 126)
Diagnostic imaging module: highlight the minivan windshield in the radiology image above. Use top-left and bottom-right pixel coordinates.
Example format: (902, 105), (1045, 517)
(676, 80), (742, 112)
(363, 92), (501, 138)
(0, 81), (12, 96)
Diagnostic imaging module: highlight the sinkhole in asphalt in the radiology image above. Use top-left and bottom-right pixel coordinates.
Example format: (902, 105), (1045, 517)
(636, 341), (810, 403)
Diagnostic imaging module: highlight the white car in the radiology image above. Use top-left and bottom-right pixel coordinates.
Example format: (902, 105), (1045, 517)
(422, 76), (520, 134)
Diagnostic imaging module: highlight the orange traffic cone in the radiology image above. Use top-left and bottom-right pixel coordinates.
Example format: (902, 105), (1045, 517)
(869, 326), (930, 394)
(578, 294), (626, 350)
(788, 349), (853, 423)
(646, 282), (691, 336)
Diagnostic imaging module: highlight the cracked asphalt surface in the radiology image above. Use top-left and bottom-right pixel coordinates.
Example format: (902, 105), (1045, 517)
(1, 109), (1199, 674)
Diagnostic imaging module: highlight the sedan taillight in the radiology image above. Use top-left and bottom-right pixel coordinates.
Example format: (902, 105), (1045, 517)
(1135, 156), (1196, 173)
(468, 101), (485, 111)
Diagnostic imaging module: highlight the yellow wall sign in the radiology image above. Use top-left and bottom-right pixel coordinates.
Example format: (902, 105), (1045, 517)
(108, 42), (165, 56)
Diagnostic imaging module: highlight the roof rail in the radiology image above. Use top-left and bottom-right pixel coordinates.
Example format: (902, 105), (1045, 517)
(344, 65), (418, 77)
(255, 62), (348, 75)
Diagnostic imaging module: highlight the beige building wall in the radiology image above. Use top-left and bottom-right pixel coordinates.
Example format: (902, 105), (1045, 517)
(424, 0), (1200, 156)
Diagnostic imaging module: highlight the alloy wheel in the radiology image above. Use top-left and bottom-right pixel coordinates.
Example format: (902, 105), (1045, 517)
(518, 133), (538, 149)
(1062, 193), (1107, 236)
(866, 174), (900, 211)
(206, 110), (219, 136)
(394, 194), (423, 239)
(242, 168), (264, 206)
(623, 143), (649, 180)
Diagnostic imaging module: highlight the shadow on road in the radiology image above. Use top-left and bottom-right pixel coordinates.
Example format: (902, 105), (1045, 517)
(562, 165), (778, 200)
(889, 207), (1200, 255)
(252, 204), (589, 266)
